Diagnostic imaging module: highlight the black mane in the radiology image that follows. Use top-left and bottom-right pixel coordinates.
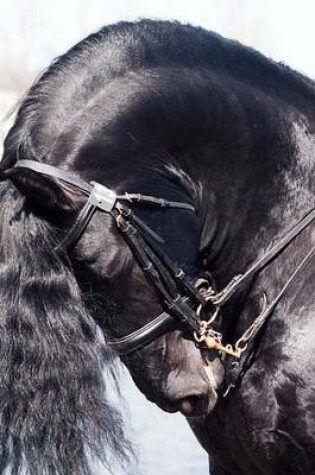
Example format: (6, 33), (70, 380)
(0, 179), (132, 474)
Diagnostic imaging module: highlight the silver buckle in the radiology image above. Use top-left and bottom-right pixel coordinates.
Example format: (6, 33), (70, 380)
(88, 182), (117, 212)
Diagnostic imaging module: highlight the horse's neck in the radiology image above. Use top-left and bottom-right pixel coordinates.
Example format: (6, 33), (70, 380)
(193, 117), (315, 292)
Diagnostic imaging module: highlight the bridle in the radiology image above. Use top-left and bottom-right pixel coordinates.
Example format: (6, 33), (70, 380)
(14, 160), (207, 355)
(13, 160), (315, 387)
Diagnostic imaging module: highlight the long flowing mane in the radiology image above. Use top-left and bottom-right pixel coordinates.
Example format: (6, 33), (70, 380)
(0, 179), (131, 472)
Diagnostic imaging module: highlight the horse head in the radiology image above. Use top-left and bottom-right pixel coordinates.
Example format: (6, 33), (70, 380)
(3, 18), (315, 475)
(4, 148), (225, 419)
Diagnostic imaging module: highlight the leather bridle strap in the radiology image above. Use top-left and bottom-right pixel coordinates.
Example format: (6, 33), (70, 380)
(107, 309), (177, 355)
(55, 201), (96, 251)
(195, 205), (315, 364)
(208, 206), (315, 306)
(15, 160), (194, 210)
(15, 160), (93, 194)
(15, 159), (195, 251)
(113, 213), (200, 331)
(221, 240), (315, 398)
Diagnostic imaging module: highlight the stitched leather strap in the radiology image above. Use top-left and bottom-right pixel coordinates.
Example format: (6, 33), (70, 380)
(55, 201), (96, 252)
(107, 311), (176, 355)
(15, 160), (92, 194)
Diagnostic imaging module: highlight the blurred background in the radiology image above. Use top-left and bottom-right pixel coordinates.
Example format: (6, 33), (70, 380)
(1, 1), (315, 474)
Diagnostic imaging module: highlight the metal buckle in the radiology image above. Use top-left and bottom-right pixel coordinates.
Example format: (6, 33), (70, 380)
(194, 292), (269, 360)
(88, 182), (117, 212)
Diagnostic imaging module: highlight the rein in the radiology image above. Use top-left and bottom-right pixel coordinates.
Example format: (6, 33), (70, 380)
(13, 160), (315, 389)
(195, 206), (315, 357)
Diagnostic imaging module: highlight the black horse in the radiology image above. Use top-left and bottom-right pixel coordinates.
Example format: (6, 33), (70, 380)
(1, 19), (315, 475)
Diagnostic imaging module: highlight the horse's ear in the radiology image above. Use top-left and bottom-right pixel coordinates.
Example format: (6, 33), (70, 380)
(0, 167), (81, 212)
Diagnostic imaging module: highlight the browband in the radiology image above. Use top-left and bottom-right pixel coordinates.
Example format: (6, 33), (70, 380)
(16, 160), (93, 195)
(15, 160), (195, 212)
(14, 160), (195, 252)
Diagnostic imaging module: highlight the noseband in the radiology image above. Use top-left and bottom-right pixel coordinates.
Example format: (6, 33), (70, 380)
(14, 161), (315, 374)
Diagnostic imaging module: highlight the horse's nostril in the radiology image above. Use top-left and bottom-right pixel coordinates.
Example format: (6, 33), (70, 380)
(178, 394), (210, 417)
